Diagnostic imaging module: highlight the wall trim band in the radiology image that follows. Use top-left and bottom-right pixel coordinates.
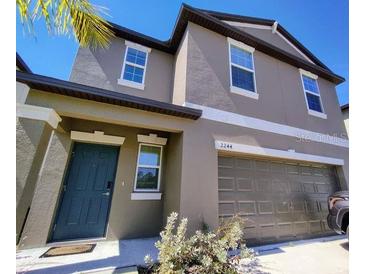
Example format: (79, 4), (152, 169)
(184, 102), (348, 148)
(215, 140), (344, 166)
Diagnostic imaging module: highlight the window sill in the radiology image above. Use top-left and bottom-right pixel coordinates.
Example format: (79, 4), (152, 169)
(308, 109), (327, 119)
(131, 192), (162, 200)
(118, 79), (145, 90)
(230, 86), (259, 100)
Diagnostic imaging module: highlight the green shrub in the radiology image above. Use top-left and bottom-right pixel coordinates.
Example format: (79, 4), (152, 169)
(144, 212), (254, 274)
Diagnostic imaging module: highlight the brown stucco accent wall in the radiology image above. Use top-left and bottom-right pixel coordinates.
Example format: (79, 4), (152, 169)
(184, 22), (347, 137)
(70, 37), (174, 103)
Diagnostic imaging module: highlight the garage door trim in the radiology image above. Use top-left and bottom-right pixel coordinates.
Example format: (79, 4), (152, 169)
(215, 140), (344, 166)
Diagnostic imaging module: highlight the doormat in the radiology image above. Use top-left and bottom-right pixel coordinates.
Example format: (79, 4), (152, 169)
(40, 244), (96, 258)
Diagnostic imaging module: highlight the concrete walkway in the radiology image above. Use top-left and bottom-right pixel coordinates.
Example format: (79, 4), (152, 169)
(16, 235), (348, 274)
(16, 237), (159, 274)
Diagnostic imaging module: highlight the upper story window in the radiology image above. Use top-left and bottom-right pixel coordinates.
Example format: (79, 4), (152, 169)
(118, 40), (151, 90)
(299, 69), (327, 119)
(227, 37), (258, 100)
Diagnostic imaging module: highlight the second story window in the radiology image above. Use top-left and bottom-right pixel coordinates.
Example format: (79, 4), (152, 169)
(227, 37), (258, 100)
(299, 69), (327, 119)
(118, 41), (151, 90)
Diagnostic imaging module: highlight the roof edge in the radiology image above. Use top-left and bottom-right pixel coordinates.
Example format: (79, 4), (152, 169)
(16, 53), (32, 73)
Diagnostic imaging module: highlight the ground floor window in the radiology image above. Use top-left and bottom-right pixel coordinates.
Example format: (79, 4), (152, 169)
(134, 144), (162, 191)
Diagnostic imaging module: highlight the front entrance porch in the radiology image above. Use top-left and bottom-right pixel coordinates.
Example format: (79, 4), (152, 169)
(17, 116), (183, 250)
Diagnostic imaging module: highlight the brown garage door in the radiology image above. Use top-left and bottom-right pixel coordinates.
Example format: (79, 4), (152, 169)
(218, 156), (340, 245)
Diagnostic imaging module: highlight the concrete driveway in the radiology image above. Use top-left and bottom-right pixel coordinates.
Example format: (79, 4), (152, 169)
(248, 236), (348, 274)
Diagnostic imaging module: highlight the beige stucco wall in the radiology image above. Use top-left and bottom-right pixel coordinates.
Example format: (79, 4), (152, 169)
(21, 90), (348, 244)
(184, 22), (347, 138)
(234, 26), (308, 61)
(19, 130), (72, 249)
(172, 29), (188, 105)
(69, 37), (174, 103)
(16, 118), (53, 243)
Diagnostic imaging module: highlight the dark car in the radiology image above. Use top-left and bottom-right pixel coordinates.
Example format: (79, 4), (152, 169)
(327, 191), (349, 235)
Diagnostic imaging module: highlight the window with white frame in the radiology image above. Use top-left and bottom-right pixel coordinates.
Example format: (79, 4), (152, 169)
(119, 41), (150, 89)
(228, 38), (257, 96)
(300, 71), (324, 114)
(134, 144), (162, 191)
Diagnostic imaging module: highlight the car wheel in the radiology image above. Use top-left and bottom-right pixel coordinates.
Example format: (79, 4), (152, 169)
(346, 226), (349, 239)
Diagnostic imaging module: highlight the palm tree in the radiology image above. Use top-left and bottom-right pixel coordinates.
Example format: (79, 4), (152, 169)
(16, 0), (115, 49)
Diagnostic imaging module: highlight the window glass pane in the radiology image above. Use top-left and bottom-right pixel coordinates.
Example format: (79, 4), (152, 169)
(123, 64), (144, 83)
(126, 48), (146, 66)
(139, 145), (161, 166)
(306, 92), (323, 112)
(230, 45), (253, 69)
(231, 66), (255, 92)
(302, 76), (318, 94)
(136, 167), (159, 189)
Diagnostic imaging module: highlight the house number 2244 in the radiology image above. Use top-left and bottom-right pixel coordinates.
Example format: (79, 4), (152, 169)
(220, 142), (233, 149)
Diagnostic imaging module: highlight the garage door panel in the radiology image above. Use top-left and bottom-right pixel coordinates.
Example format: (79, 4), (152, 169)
(218, 177), (235, 191)
(303, 182), (316, 193)
(257, 201), (274, 215)
(294, 221), (308, 235)
(235, 158), (253, 169)
(272, 180), (289, 193)
(237, 201), (256, 216)
(255, 160), (270, 171)
(218, 156), (234, 168)
(277, 222), (294, 237)
(236, 177), (254, 191)
(256, 179), (272, 192)
(309, 220), (323, 233)
(218, 201), (235, 216)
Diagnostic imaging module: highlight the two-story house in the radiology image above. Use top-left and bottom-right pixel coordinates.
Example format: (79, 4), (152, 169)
(16, 4), (348, 249)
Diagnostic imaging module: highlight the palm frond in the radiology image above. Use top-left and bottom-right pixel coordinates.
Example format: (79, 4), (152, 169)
(16, 0), (115, 49)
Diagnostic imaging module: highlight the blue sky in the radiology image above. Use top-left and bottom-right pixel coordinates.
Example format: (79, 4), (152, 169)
(16, 0), (349, 105)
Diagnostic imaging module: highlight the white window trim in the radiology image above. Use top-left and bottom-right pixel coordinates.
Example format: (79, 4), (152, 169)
(131, 192), (162, 200)
(227, 37), (258, 99)
(299, 69), (327, 119)
(118, 40), (151, 90)
(133, 143), (163, 192)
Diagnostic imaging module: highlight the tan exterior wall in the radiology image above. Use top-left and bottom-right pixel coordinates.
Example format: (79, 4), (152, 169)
(235, 26), (308, 61)
(184, 22), (347, 138)
(162, 133), (183, 225)
(172, 29), (188, 105)
(16, 118), (53, 242)
(70, 37), (174, 103)
(22, 90), (348, 244)
(19, 130), (72, 249)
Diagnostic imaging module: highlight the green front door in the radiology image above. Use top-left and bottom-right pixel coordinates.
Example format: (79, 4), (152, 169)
(51, 142), (119, 242)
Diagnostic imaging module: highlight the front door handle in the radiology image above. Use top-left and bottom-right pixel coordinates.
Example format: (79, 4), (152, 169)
(102, 192), (110, 196)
